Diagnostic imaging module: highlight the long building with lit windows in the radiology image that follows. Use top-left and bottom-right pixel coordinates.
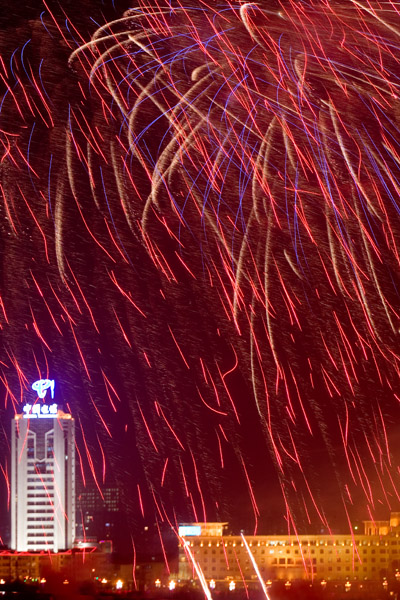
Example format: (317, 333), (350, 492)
(178, 516), (400, 584)
(11, 380), (75, 552)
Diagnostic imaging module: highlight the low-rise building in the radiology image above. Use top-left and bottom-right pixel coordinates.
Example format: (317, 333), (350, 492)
(178, 515), (400, 585)
(0, 547), (111, 583)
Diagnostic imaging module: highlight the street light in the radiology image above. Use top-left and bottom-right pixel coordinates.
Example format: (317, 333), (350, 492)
(383, 578), (388, 591)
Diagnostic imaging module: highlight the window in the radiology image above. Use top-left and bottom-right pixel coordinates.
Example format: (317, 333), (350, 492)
(47, 439), (53, 458)
(27, 437), (35, 459)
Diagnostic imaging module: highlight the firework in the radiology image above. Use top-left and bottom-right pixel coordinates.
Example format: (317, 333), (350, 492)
(1, 0), (400, 546)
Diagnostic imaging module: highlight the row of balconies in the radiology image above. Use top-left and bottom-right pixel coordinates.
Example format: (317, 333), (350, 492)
(186, 538), (395, 548)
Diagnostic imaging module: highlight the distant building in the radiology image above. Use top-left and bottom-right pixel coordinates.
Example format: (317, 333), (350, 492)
(76, 483), (121, 546)
(11, 380), (75, 552)
(178, 516), (400, 584)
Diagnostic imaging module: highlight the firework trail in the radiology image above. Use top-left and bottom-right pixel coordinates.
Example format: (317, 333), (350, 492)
(1, 0), (400, 541)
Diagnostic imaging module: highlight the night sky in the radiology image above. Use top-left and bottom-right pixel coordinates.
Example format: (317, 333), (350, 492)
(1, 0), (400, 553)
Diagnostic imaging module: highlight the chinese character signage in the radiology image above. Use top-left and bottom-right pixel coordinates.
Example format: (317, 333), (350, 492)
(23, 403), (58, 419)
(22, 379), (58, 418)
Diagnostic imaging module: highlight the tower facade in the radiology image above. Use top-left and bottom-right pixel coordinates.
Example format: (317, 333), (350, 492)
(11, 380), (75, 552)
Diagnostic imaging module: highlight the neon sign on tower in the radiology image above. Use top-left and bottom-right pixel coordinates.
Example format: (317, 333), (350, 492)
(22, 379), (58, 419)
(31, 378), (55, 399)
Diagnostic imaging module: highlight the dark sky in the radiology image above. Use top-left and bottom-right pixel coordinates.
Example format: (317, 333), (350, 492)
(1, 0), (400, 553)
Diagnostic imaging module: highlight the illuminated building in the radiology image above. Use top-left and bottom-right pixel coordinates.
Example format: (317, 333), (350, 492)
(179, 515), (400, 584)
(0, 547), (111, 582)
(11, 380), (75, 552)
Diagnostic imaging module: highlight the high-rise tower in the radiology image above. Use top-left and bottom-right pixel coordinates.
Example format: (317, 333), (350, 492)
(11, 379), (75, 552)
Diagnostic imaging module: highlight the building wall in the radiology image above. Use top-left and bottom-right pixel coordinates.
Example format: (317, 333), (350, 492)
(0, 549), (111, 583)
(11, 410), (75, 552)
(179, 527), (400, 583)
(76, 484), (121, 545)
(0, 553), (41, 580)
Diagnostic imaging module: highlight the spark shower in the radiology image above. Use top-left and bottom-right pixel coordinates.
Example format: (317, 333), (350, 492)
(1, 0), (400, 538)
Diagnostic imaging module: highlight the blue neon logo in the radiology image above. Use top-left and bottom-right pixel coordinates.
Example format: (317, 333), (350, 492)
(32, 379), (55, 399)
